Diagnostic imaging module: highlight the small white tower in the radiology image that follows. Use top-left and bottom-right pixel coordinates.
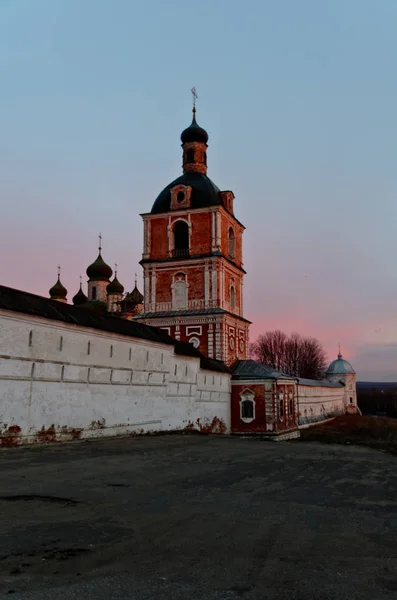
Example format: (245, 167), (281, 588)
(86, 234), (113, 303)
(326, 348), (358, 413)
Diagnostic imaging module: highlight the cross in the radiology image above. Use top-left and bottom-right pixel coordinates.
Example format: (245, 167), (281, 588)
(135, 272), (137, 287)
(57, 264), (61, 279)
(79, 274), (82, 286)
(98, 232), (102, 252)
(191, 87), (198, 108)
(114, 262), (118, 276)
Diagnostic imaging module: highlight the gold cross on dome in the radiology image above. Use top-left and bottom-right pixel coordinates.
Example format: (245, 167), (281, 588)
(57, 265), (61, 278)
(191, 87), (198, 108)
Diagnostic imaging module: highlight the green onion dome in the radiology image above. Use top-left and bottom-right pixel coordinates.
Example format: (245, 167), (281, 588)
(86, 252), (113, 281)
(107, 276), (124, 295)
(128, 284), (144, 304)
(72, 283), (88, 306)
(49, 276), (67, 300)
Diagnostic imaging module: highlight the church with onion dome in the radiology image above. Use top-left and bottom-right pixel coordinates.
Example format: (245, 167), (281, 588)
(48, 239), (144, 320)
(0, 96), (359, 447)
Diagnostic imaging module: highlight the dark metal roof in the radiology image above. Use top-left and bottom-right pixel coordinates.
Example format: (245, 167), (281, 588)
(231, 360), (295, 381)
(0, 285), (228, 374)
(137, 307), (251, 323)
(151, 172), (222, 214)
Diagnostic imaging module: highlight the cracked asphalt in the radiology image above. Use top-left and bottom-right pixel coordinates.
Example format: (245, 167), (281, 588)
(0, 435), (396, 599)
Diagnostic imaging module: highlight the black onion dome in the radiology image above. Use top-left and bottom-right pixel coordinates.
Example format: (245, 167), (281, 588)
(107, 276), (124, 295)
(151, 172), (221, 214)
(49, 277), (67, 300)
(86, 253), (113, 281)
(72, 284), (88, 306)
(180, 110), (209, 145)
(129, 284), (144, 304)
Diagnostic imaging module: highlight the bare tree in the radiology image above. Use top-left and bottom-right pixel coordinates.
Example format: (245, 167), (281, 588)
(250, 331), (328, 380)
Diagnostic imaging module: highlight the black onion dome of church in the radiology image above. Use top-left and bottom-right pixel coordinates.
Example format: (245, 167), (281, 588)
(86, 252), (113, 281)
(151, 172), (222, 214)
(128, 283), (144, 304)
(180, 108), (209, 144)
(107, 276), (124, 295)
(49, 276), (67, 300)
(72, 283), (88, 306)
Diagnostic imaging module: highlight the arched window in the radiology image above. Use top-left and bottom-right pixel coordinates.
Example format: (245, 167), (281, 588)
(204, 151), (207, 166)
(172, 272), (188, 310)
(173, 220), (189, 257)
(289, 391), (294, 416)
(230, 285), (236, 310)
(240, 389), (255, 423)
(92, 286), (97, 300)
(279, 392), (284, 419)
(228, 227), (235, 259)
(186, 148), (195, 163)
(241, 400), (254, 419)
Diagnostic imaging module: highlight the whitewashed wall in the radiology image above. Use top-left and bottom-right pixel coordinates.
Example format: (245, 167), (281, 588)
(297, 383), (345, 426)
(0, 309), (231, 445)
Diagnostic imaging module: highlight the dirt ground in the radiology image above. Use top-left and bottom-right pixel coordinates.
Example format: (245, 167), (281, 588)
(0, 434), (397, 600)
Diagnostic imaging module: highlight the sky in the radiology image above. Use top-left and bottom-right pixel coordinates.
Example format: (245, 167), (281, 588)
(1, 0), (397, 380)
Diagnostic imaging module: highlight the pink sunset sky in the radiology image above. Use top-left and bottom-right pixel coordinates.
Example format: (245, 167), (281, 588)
(1, 0), (397, 381)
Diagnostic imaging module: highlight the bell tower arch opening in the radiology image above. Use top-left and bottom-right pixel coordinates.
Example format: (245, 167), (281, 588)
(228, 227), (236, 259)
(172, 220), (189, 258)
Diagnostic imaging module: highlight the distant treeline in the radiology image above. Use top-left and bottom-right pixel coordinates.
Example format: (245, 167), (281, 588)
(357, 382), (397, 418)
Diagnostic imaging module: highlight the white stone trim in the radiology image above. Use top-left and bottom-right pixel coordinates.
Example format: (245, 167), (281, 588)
(204, 263), (209, 308)
(151, 268), (156, 309)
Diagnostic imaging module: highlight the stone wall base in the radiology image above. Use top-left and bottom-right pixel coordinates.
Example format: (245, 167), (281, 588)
(232, 428), (301, 441)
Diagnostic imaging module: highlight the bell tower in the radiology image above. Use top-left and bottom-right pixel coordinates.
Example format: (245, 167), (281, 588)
(136, 97), (250, 364)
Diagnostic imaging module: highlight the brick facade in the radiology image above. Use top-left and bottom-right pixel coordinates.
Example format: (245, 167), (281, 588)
(137, 112), (250, 365)
(231, 379), (299, 438)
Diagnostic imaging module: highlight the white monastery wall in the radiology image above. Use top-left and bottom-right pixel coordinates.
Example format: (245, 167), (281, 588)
(0, 309), (231, 445)
(297, 383), (344, 427)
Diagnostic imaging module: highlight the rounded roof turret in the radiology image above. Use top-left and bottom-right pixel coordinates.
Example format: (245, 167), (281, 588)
(180, 108), (208, 145)
(49, 274), (67, 300)
(326, 352), (356, 375)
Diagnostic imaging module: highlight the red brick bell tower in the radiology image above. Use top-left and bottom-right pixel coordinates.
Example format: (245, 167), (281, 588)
(136, 104), (250, 365)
